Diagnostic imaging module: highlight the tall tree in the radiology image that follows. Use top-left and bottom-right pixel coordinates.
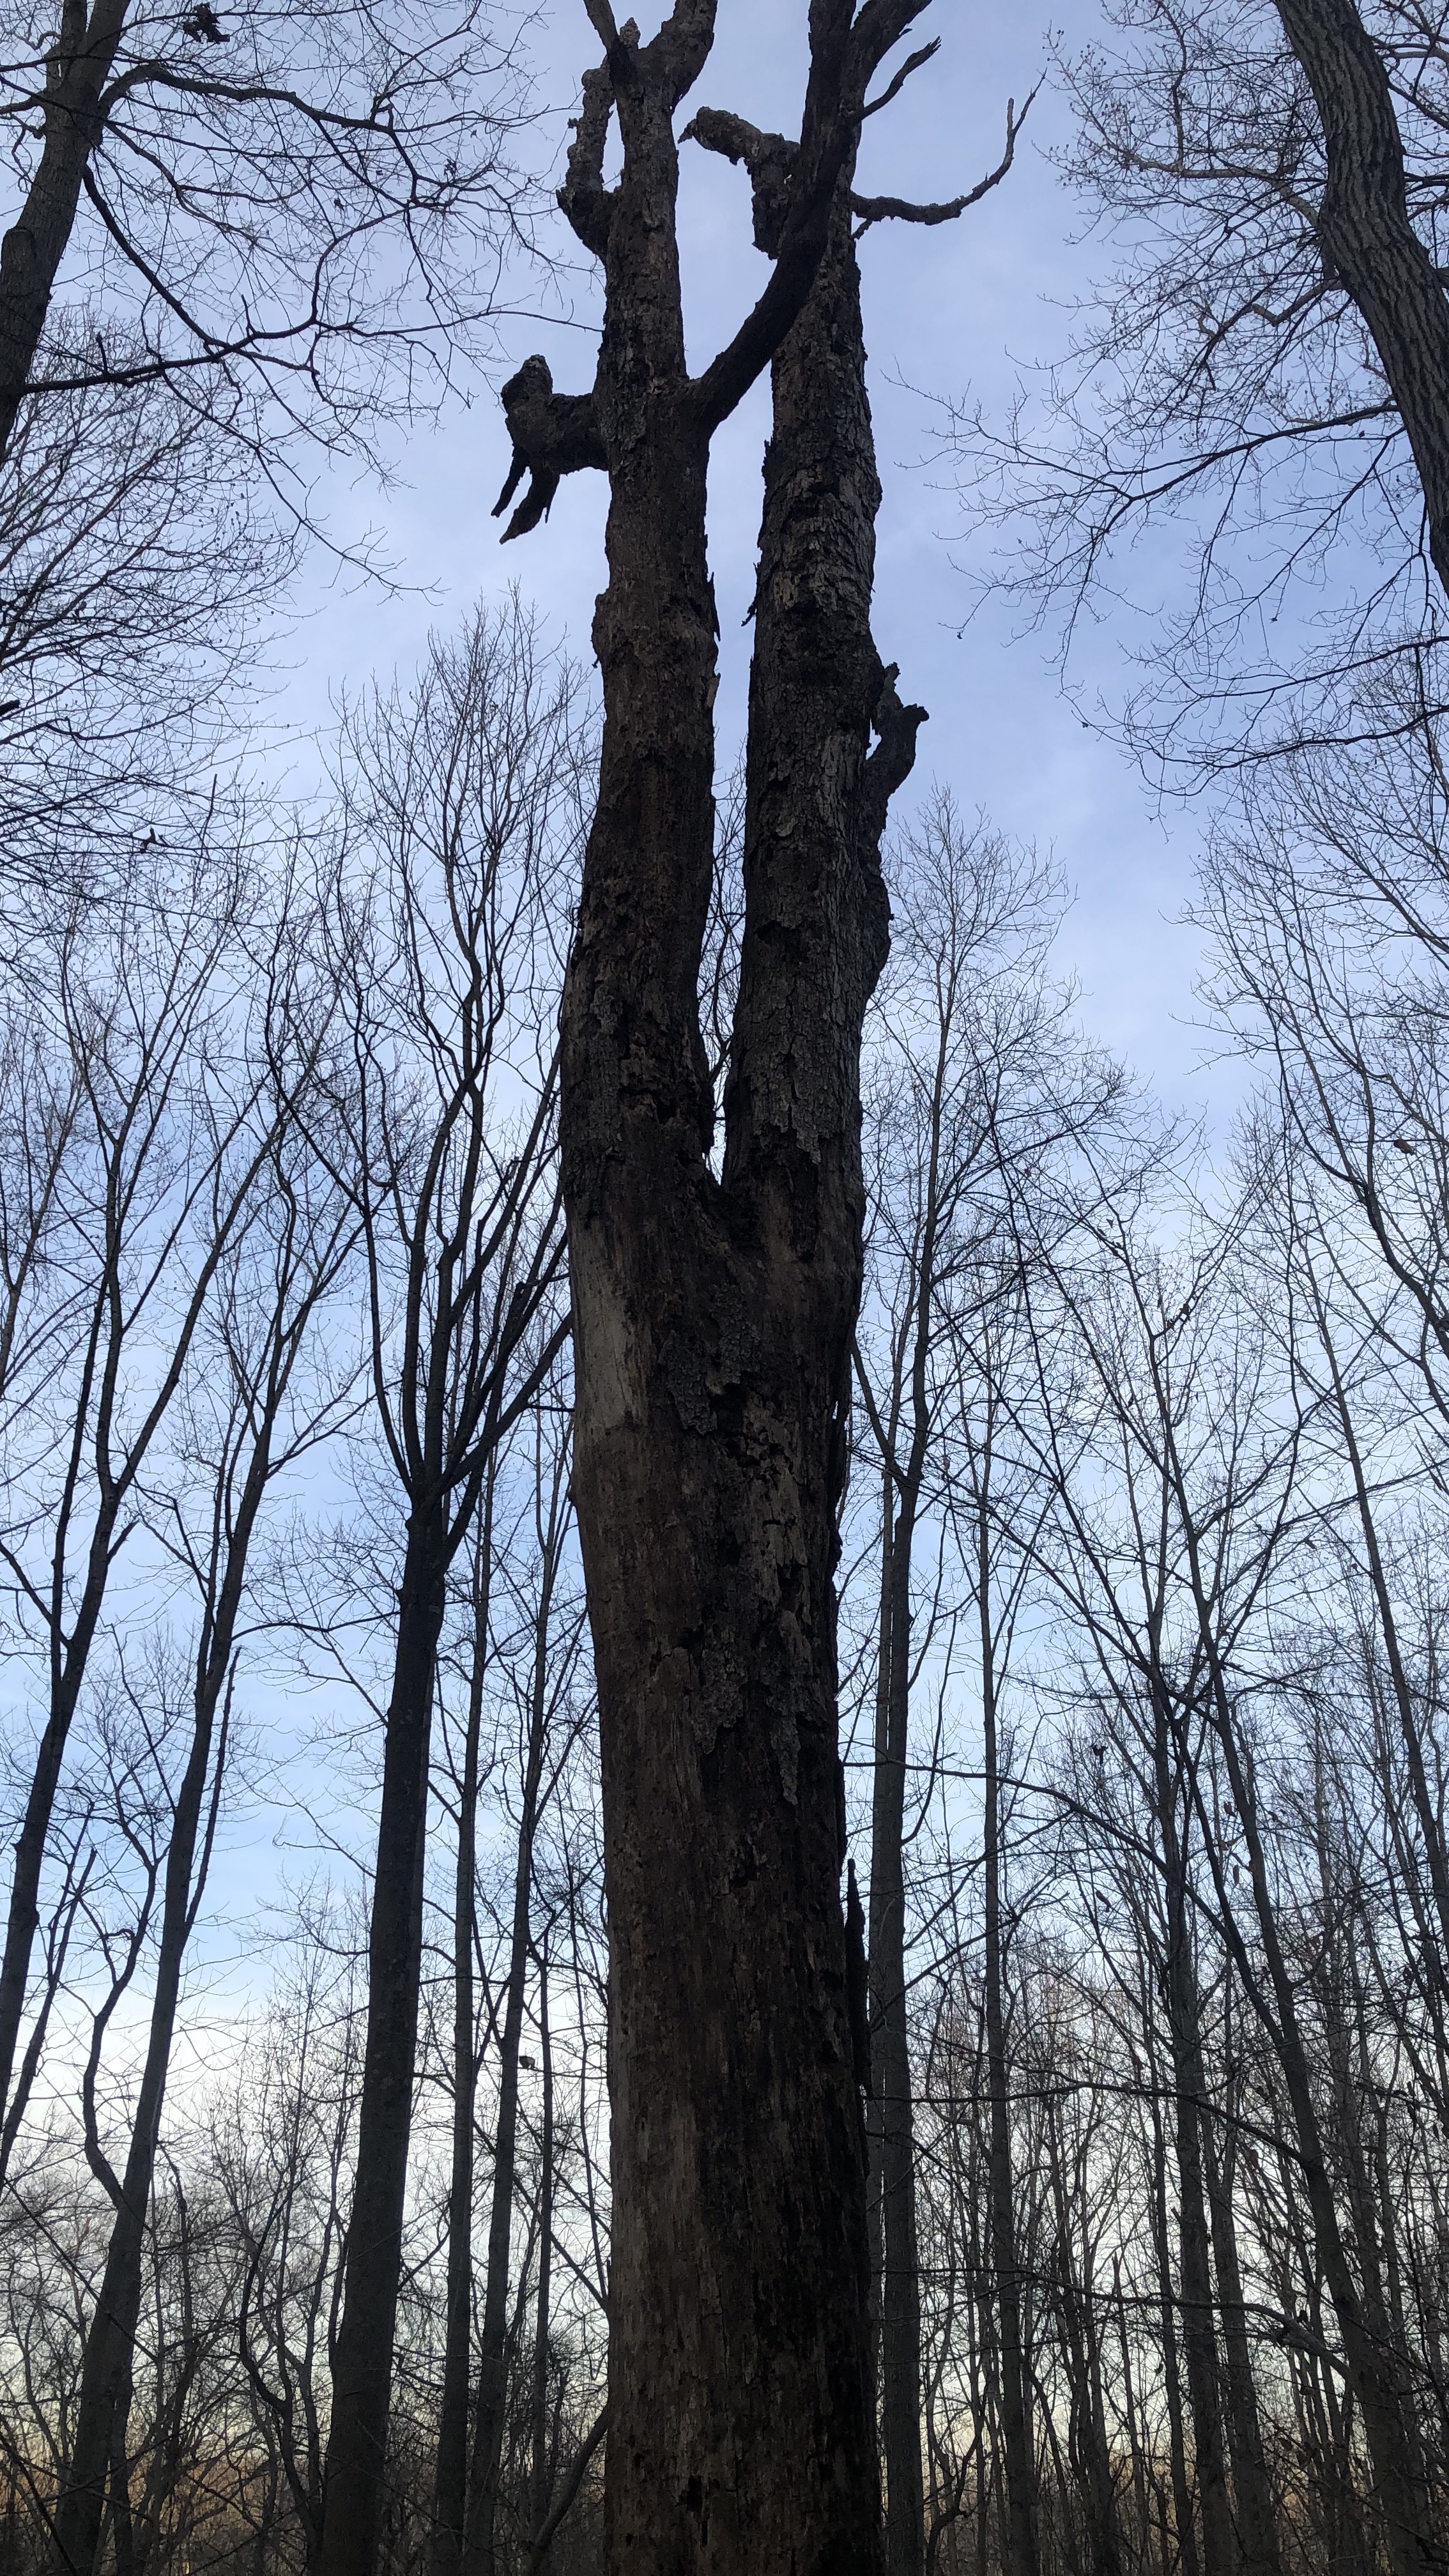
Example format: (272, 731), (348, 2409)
(0, 848), (286, 2182)
(494, 3), (935, 2561)
(49, 916), (357, 2576)
(314, 605), (576, 2576)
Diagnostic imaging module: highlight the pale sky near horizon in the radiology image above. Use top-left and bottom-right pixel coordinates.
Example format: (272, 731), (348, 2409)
(293, 0), (1221, 1131)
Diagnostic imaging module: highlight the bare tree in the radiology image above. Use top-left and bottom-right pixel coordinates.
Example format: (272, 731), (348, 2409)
(486, 3), (1011, 2556)
(0, 346), (295, 906)
(960, 0), (1449, 779)
(0, 843), (294, 2186)
(312, 601), (577, 2576)
(854, 802), (1128, 2576)
(0, 0), (535, 473)
(49, 896), (358, 2576)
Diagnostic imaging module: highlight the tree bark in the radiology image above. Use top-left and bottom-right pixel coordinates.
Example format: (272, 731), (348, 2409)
(319, 1507), (448, 2576)
(1273, 0), (1449, 600)
(0, 0), (130, 463)
(501, 10), (926, 2565)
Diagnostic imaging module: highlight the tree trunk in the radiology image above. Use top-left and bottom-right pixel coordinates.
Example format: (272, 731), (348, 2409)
(557, 61), (917, 2576)
(1185, 1629), (1445, 2576)
(500, 13), (927, 2562)
(0, 0), (130, 463)
(50, 1404), (272, 2575)
(318, 1508), (447, 2576)
(870, 1478), (925, 2575)
(980, 1527), (1037, 2576)
(1200, 2054), (1282, 2576)
(434, 1478), (498, 2576)
(1272, 0), (1449, 600)
(1151, 1698), (1233, 2576)
(49, 1678), (226, 2576)
(528, 1947), (554, 2550)
(461, 1489), (556, 2576)
(0, 1524), (109, 2170)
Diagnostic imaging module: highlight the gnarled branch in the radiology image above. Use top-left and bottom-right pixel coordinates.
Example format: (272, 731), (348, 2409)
(491, 355), (605, 540)
(852, 79), (1040, 234)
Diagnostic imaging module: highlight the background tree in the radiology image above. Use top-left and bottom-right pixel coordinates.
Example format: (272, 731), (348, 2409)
(0, 0), (534, 472)
(313, 599), (576, 2576)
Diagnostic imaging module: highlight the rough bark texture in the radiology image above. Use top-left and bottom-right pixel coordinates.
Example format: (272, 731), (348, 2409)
(0, 0), (128, 462)
(496, 8), (926, 2564)
(1273, 0), (1449, 600)
(749, 181), (928, 2574)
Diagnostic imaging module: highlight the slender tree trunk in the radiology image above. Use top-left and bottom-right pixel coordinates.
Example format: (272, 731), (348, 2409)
(319, 1506), (448, 2576)
(1045, 2106), (1122, 2576)
(0, 0), (130, 463)
(1201, 2082), (1282, 2576)
(871, 1485), (926, 2576)
(1317, 1319), (1449, 1988)
(315, 596), (570, 2576)
(866, 1482), (893, 2379)
(50, 1501), (247, 2576)
(0, 1494), (123, 2169)
(1184, 1630), (1445, 2576)
(434, 1477), (498, 2576)
(461, 1505), (556, 2576)
(1151, 1698), (1233, 2576)
(1147, 2060), (1200, 2576)
(528, 1948), (554, 2551)
(980, 1526), (1037, 2576)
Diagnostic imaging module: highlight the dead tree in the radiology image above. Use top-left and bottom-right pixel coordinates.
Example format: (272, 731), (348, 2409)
(491, 2), (940, 2563)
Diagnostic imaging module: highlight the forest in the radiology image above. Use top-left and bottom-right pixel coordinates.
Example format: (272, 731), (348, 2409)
(3, 0), (1449, 2572)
